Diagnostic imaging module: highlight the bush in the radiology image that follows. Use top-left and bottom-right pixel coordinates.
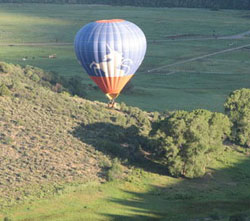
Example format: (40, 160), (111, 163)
(0, 62), (14, 73)
(67, 76), (87, 97)
(120, 103), (151, 133)
(0, 84), (11, 96)
(30, 73), (40, 82)
(224, 88), (250, 147)
(107, 158), (123, 181)
(150, 109), (231, 178)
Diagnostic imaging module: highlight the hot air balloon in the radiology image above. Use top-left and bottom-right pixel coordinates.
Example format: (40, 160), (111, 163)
(74, 19), (147, 108)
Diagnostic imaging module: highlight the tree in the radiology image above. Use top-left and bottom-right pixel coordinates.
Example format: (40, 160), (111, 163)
(224, 88), (250, 147)
(150, 109), (231, 178)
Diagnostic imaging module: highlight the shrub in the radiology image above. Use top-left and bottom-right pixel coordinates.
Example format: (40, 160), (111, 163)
(99, 156), (112, 168)
(30, 73), (40, 82)
(150, 109), (231, 178)
(52, 83), (63, 93)
(67, 76), (87, 97)
(120, 102), (129, 112)
(107, 158), (123, 181)
(224, 88), (250, 147)
(0, 62), (13, 73)
(0, 84), (11, 96)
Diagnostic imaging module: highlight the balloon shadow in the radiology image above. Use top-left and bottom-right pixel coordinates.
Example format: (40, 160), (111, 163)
(72, 122), (168, 176)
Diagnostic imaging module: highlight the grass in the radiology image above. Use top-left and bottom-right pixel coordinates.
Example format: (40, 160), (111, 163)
(1, 150), (250, 220)
(0, 4), (250, 111)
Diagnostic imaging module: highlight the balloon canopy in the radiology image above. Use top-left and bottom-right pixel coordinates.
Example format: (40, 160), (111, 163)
(74, 19), (147, 101)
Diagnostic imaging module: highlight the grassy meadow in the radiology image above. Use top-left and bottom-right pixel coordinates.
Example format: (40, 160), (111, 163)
(1, 4), (250, 111)
(2, 150), (250, 220)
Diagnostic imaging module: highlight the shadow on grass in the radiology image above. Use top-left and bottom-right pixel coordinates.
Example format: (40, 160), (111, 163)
(72, 122), (168, 176)
(72, 122), (250, 220)
(103, 158), (250, 221)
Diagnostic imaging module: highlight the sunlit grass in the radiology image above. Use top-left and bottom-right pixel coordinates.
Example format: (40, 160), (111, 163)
(1, 150), (250, 220)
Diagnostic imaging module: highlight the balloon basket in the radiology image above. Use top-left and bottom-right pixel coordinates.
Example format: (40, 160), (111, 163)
(106, 93), (119, 109)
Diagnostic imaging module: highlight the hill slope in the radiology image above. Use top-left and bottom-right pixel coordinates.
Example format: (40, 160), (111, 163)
(1, 63), (250, 221)
(0, 62), (152, 207)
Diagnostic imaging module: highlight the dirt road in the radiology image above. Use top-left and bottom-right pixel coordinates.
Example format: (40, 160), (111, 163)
(147, 43), (250, 73)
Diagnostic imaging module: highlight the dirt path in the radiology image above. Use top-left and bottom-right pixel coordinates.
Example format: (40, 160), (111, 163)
(220, 30), (250, 40)
(147, 43), (250, 73)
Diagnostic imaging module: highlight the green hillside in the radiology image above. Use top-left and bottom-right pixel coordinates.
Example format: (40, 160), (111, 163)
(0, 62), (151, 208)
(0, 63), (250, 220)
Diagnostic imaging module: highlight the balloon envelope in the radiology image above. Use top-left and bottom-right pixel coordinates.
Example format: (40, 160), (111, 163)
(74, 19), (147, 99)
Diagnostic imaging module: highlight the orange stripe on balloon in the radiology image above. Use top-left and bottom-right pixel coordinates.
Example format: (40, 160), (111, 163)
(96, 19), (124, 23)
(90, 75), (133, 94)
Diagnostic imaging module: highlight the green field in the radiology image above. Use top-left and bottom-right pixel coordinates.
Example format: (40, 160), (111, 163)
(2, 151), (250, 220)
(1, 3), (250, 111)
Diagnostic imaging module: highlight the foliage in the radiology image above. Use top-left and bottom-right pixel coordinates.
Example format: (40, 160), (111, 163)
(65, 76), (88, 97)
(0, 84), (11, 96)
(150, 109), (231, 178)
(107, 158), (123, 181)
(224, 88), (250, 147)
(24, 65), (91, 97)
(0, 62), (14, 74)
(120, 102), (151, 133)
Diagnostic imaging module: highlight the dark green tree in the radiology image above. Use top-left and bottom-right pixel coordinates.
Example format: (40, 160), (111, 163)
(224, 88), (250, 147)
(150, 109), (231, 178)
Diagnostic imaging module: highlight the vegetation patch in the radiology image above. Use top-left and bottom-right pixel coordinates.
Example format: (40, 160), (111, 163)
(150, 109), (231, 178)
(0, 62), (14, 74)
(225, 88), (250, 148)
(0, 84), (11, 96)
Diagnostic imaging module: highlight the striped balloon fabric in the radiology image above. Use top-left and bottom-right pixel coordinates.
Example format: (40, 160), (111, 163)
(74, 19), (147, 100)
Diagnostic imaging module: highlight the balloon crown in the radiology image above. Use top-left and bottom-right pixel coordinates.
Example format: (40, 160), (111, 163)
(96, 19), (124, 23)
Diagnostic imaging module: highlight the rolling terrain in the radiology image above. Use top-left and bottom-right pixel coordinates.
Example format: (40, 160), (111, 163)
(0, 63), (250, 220)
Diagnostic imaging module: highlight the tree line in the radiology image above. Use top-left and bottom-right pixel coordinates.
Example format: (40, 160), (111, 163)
(1, 0), (250, 10)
